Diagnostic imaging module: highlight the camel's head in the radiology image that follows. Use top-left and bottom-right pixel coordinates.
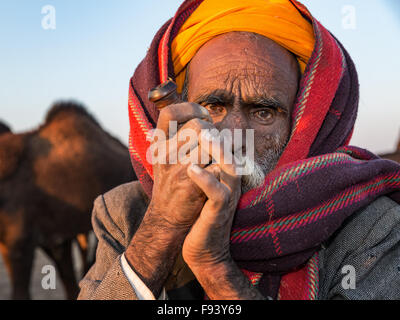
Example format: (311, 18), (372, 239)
(0, 121), (11, 135)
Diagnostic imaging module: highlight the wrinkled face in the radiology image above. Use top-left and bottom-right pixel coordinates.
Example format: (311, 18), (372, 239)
(184, 32), (300, 192)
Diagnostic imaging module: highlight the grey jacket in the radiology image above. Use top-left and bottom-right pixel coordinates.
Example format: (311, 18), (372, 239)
(78, 181), (400, 300)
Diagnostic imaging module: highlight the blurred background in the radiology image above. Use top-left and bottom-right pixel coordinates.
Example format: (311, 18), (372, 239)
(0, 0), (399, 300)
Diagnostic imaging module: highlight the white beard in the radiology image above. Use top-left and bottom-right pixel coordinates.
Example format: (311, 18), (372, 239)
(239, 157), (266, 194)
(237, 144), (285, 194)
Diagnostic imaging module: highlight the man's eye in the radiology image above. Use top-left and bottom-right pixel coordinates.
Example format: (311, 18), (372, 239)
(205, 104), (225, 114)
(252, 109), (275, 122)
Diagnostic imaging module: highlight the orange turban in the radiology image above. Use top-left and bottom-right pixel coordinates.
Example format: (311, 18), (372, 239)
(171, 0), (315, 92)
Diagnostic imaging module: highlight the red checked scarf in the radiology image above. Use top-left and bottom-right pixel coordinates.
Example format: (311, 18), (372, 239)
(127, 0), (400, 300)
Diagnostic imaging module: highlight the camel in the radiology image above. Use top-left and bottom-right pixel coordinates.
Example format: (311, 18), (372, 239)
(0, 101), (136, 300)
(0, 120), (94, 289)
(0, 121), (11, 135)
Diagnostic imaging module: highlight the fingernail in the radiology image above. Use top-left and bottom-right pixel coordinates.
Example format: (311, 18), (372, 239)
(200, 107), (210, 116)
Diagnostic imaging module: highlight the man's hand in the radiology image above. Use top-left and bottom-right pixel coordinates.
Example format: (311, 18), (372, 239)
(149, 102), (214, 228)
(125, 102), (215, 297)
(182, 132), (265, 300)
(182, 129), (241, 267)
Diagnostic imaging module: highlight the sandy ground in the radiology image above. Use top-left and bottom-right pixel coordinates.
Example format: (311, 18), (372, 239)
(0, 243), (83, 300)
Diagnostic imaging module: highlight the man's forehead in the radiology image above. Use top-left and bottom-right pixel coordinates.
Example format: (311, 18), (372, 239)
(189, 32), (298, 71)
(187, 58), (298, 108)
(186, 32), (299, 98)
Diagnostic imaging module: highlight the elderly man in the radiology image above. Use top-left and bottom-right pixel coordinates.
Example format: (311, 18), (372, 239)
(79, 0), (400, 300)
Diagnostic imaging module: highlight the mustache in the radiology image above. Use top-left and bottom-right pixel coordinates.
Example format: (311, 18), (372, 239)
(238, 135), (288, 194)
